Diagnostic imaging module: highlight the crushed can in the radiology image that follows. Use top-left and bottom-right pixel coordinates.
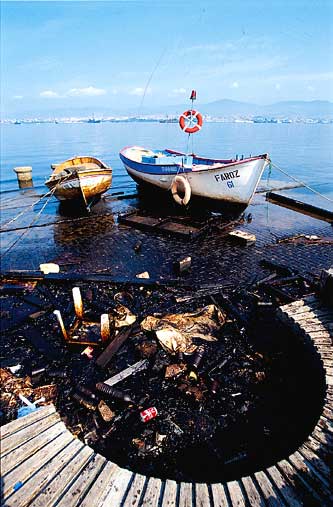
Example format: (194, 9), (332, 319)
(140, 406), (158, 423)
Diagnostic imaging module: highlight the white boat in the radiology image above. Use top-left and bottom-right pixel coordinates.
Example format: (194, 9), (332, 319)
(119, 146), (269, 208)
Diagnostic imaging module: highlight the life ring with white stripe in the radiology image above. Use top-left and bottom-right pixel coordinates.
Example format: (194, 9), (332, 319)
(179, 110), (203, 134)
(171, 175), (191, 206)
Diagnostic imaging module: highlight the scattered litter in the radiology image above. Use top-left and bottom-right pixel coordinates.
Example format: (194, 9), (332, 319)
(39, 263), (60, 274)
(141, 304), (225, 354)
(98, 400), (115, 422)
(81, 346), (95, 359)
(136, 271), (150, 279)
(165, 363), (187, 379)
(103, 360), (148, 387)
(8, 364), (22, 374)
(140, 407), (158, 423)
(13, 482), (23, 492)
(17, 394), (45, 418)
(174, 256), (192, 275)
(228, 230), (256, 245)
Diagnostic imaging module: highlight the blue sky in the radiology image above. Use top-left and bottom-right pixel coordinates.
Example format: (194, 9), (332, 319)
(1, 0), (332, 116)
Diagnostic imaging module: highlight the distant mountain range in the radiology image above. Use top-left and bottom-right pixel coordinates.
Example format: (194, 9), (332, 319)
(158, 99), (333, 118)
(4, 99), (333, 120)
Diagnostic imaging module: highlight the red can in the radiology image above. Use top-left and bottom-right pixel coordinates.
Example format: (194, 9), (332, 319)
(140, 407), (158, 423)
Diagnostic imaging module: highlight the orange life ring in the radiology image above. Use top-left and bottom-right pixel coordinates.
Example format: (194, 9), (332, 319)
(179, 110), (203, 134)
(171, 175), (191, 206)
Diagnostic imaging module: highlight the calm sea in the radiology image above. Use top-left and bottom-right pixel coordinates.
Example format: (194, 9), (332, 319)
(1, 122), (332, 194)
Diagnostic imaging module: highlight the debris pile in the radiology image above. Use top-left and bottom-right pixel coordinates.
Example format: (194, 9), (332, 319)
(0, 274), (324, 482)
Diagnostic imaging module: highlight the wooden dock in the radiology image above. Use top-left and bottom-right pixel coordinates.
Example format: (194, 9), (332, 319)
(1, 296), (332, 506)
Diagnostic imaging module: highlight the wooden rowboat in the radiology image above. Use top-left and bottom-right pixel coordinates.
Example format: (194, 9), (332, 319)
(45, 156), (112, 204)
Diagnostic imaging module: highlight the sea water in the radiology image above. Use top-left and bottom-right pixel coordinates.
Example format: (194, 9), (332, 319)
(1, 122), (332, 196)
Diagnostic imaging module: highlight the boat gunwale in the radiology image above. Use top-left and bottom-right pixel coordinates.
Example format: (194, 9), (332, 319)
(119, 146), (269, 175)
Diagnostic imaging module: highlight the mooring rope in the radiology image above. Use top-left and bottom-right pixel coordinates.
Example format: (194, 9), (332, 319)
(0, 188), (55, 230)
(0, 185), (59, 258)
(270, 161), (333, 204)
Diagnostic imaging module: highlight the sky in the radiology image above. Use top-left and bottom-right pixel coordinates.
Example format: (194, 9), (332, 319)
(1, 0), (333, 117)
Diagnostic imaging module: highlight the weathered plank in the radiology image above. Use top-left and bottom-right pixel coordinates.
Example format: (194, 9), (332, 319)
(277, 459), (322, 506)
(161, 479), (178, 507)
(195, 483), (210, 507)
(288, 452), (331, 497)
(179, 482), (193, 507)
(2, 431), (74, 499)
(241, 476), (264, 506)
(0, 404), (56, 439)
(123, 473), (146, 507)
(100, 467), (133, 506)
(79, 461), (120, 507)
(1, 412), (62, 456)
(227, 480), (246, 507)
(4, 438), (82, 505)
(298, 443), (331, 481)
(254, 471), (284, 507)
(266, 465), (303, 507)
(56, 454), (106, 507)
(141, 477), (162, 506)
(1, 420), (66, 475)
(28, 444), (93, 507)
(210, 483), (229, 507)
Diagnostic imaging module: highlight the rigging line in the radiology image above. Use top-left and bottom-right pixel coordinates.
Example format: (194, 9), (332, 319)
(270, 161), (333, 204)
(138, 46), (168, 115)
(0, 172), (73, 230)
(0, 187), (54, 229)
(0, 185), (58, 258)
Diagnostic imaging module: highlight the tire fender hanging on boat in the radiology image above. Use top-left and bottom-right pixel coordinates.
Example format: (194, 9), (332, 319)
(179, 110), (203, 134)
(171, 175), (191, 206)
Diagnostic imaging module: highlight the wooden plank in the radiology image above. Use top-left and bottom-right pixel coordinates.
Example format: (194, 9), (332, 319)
(318, 416), (333, 433)
(100, 467), (133, 506)
(3, 437), (81, 505)
(28, 444), (93, 507)
(304, 436), (331, 462)
(241, 476), (264, 506)
(161, 479), (178, 507)
(277, 459), (322, 506)
(312, 427), (333, 448)
(141, 477), (162, 506)
(195, 483), (210, 507)
(179, 482), (193, 507)
(254, 471), (285, 507)
(210, 483), (229, 507)
(1, 412), (62, 456)
(56, 454), (106, 507)
(0, 404), (56, 439)
(227, 480), (246, 507)
(123, 473), (146, 507)
(1, 421), (66, 475)
(79, 461), (120, 507)
(96, 325), (134, 368)
(266, 466), (303, 507)
(266, 192), (333, 223)
(288, 452), (331, 496)
(297, 444), (331, 481)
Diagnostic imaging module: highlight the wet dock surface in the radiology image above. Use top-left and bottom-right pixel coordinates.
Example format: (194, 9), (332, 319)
(1, 182), (332, 285)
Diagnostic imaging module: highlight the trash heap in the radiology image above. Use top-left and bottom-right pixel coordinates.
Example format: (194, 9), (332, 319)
(0, 274), (323, 483)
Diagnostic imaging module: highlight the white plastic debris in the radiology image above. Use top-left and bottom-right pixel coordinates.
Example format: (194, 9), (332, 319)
(17, 394), (45, 418)
(40, 263), (60, 274)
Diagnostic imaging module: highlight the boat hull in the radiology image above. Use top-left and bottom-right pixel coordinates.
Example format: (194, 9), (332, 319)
(46, 171), (112, 201)
(46, 157), (112, 202)
(120, 150), (268, 206)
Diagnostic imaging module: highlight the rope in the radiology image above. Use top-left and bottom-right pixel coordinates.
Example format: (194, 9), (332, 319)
(0, 185), (58, 258)
(0, 188), (54, 230)
(270, 161), (333, 204)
